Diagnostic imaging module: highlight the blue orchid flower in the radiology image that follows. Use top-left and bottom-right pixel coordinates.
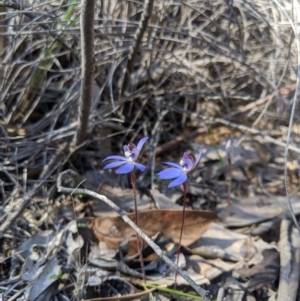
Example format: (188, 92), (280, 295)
(157, 150), (203, 187)
(103, 137), (149, 174)
(157, 149), (203, 287)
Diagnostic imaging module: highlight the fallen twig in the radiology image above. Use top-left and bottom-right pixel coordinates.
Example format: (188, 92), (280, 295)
(56, 170), (211, 301)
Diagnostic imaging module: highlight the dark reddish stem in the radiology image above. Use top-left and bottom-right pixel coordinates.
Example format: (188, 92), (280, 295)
(227, 155), (232, 205)
(130, 172), (146, 283)
(174, 181), (187, 288)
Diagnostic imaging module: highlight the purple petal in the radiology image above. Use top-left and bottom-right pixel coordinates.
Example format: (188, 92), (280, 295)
(157, 168), (184, 180)
(168, 173), (187, 188)
(103, 155), (127, 162)
(136, 137), (149, 151)
(134, 162), (146, 172)
(116, 162), (135, 174)
(103, 161), (126, 170)
(194, 149), (203, 167)
(162, 161), (182, 169)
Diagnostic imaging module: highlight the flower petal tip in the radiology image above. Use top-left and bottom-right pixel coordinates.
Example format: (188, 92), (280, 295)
(136, 137), (149, 151)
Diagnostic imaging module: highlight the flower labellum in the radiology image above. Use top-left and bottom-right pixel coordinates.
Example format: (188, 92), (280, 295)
(103, 137), (148, 174)
(157, 150), (203, 187)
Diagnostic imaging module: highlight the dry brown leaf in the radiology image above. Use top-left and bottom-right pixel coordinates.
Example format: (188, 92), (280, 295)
(91, 209), (218, 253)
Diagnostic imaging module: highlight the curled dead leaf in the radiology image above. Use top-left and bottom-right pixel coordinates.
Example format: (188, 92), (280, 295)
(91, 209), (218, 255)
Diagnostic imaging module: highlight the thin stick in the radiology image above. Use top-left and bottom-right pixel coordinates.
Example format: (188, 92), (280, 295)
(57, 170), (211, 301)
(174, 182), (187, 288)
(131, 172), (146, 283)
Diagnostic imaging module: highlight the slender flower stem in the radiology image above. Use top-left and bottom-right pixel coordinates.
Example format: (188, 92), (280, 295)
(130, 172), (146, 283)
(174, 182), (187, 288)
(220, 153), (232, 223)
(227, 155), (232, 205)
